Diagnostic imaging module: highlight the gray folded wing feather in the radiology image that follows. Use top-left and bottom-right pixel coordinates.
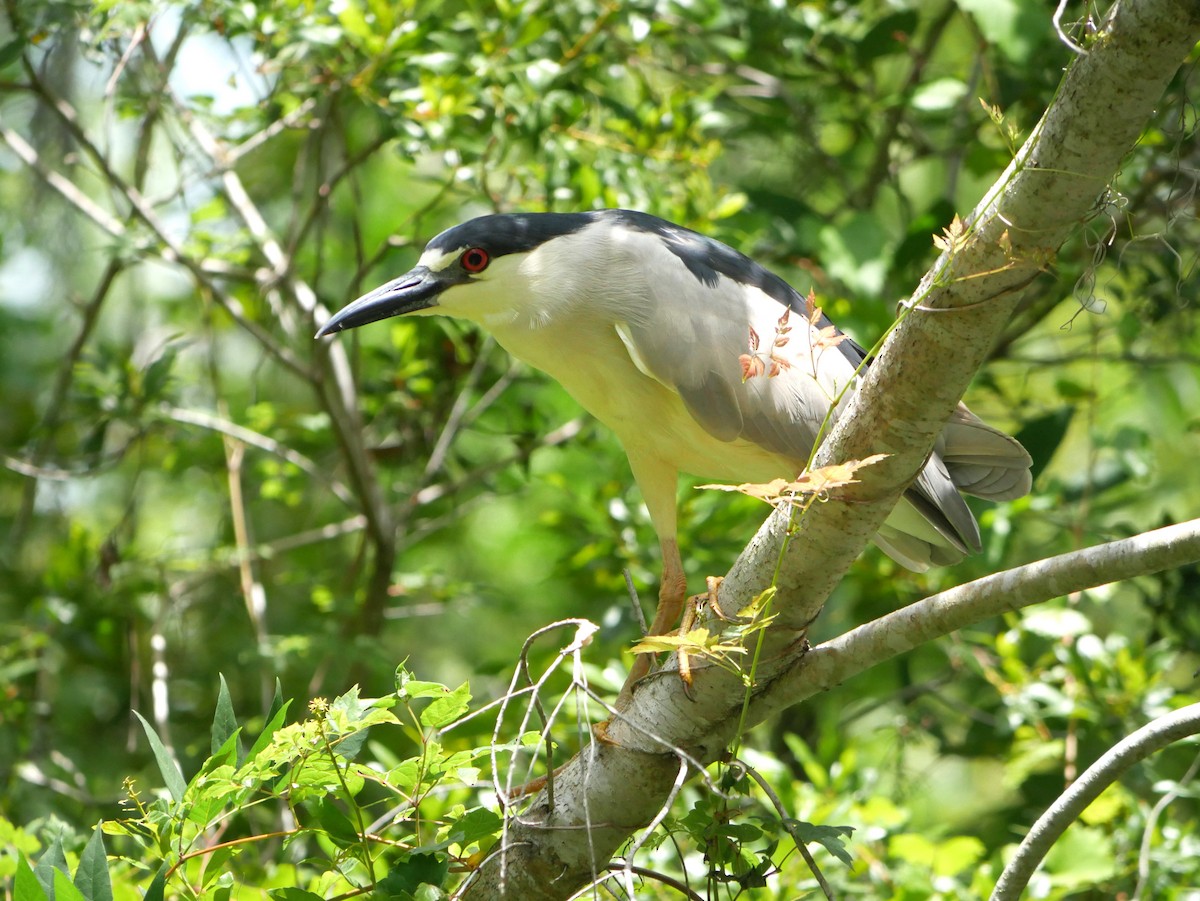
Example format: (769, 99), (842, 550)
(616, 255), (1028, 568)
(622, 270), (864, 463)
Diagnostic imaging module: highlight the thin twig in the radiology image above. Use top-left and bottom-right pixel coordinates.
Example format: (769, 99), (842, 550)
(1053, 0), (1090, 56)
(614, 759), (691, 897)
(226, 97), (319, 165)
(163, 404), (356, 506)
(598, 862), (705, 901)
(1132, 748), (1200, 901)
(420, 337), (498, 482)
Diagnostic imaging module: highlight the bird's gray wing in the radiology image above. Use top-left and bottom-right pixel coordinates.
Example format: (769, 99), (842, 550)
(618, 265), (864, 465)
(618, 276), (981, 563)
(612, 239), (1028, 569)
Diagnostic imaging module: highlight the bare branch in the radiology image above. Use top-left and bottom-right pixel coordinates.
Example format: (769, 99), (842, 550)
(991, 703), (1200, 901)
(163, 404), (357, 507)
(149, 67), (399, 634)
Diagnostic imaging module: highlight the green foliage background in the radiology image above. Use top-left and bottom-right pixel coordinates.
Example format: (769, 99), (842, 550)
(1, 0), (1198, 897)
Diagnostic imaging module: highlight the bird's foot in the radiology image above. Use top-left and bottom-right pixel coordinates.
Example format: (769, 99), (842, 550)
(700, 576), (727, 620)
(677, 576), (723, 693)
(616, 576), (724, 706)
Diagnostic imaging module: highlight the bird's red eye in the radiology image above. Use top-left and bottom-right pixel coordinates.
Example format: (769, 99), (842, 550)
(461, 248), (490, 273)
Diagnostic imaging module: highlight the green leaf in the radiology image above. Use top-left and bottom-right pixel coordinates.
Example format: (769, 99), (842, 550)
(716, 822), (763, 843)
(786, 819), (855, 867)
(377, 853), (450, 896)
(200, 847), (237, 889)
(267, 679), (284, 721)
(74, 827), (112, 901)
(268, 889), (325, 901)
(0, 37), (25, 69)
(445, 808), (502, 847)
(331, 684), (367, 718)
(34, 836), (69, 901)
(142, 864), (167, 901)
(396, 674), (453, 701)
(419, 682), (471, 729)
(52, 870), (84, 901)
(387, 758), (422, 794)
(133, 711), (187, 803)
(211, 674), (243, 761)
(15, 856), (49, 901)
(334, 727), (369, 762)
(287, 754), (364, 802)
(311, 799), (361, 847)
(207, 728), (242, 772)
(245, 694), (292, 765)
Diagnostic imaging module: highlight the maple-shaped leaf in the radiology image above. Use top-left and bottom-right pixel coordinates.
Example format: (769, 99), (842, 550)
(933, 214), (968, 253)
(790, 454), (888, 492)
(631, 627), (747, 662)
(773, 308), (791, 347)
(813, 323), (848, 353)
(804, 287), (818, 320)
(740, 353), (766, 381)
(698, 477), (796, 502)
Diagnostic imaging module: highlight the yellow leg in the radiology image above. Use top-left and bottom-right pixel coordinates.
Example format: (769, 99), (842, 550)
(648, 536), (688, 636)
(617, 536), (687, 706)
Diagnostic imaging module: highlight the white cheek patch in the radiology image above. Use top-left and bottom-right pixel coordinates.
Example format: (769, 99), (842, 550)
(420, 248), (463, 272)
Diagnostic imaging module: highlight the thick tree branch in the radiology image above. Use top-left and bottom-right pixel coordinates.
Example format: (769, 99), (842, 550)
(461, 3), (1200, 898)
(749, 518), (1200, 723)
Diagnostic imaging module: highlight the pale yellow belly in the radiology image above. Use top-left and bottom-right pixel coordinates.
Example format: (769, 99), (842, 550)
(492, 321), (797, 483)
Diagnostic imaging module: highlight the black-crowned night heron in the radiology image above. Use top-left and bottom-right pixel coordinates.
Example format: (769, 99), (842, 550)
(318, 210), (1032, 686)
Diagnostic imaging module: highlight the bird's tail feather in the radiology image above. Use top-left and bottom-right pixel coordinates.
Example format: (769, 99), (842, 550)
(875, 496), (971, 572)
(873, 404), (1032, 572)
(937, 403), (1033, 501)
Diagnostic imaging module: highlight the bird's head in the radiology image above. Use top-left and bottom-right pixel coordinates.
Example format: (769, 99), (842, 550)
(316, 212), (611, 338)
